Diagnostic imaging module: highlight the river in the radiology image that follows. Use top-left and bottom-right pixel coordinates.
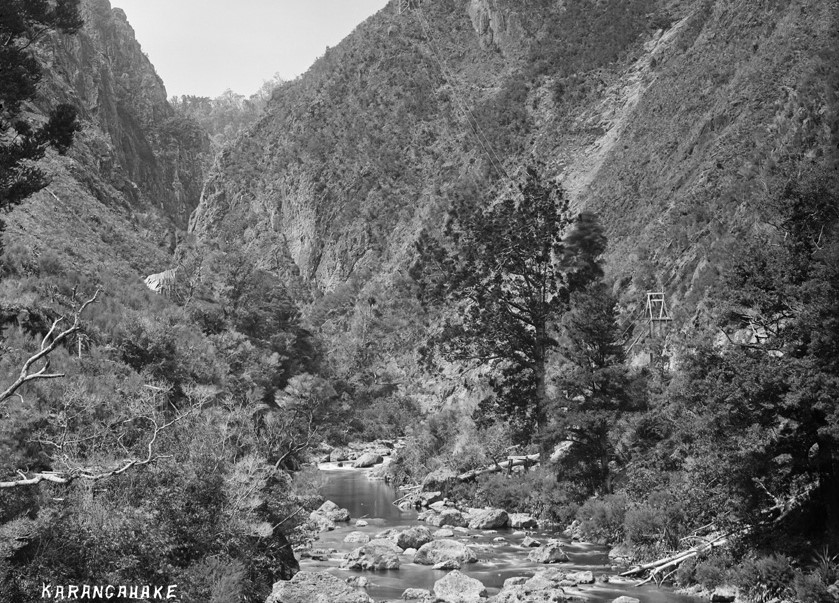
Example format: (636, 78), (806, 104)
(299, 465), (705, 602)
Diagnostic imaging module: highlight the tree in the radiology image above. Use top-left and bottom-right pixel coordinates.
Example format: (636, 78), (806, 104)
(412, 167), (605, 441)
(0, 0), (82, 237)
(542, 282), (638, 494)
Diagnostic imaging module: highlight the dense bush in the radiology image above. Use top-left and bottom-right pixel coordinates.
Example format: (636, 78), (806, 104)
(576, 494), (627, 544)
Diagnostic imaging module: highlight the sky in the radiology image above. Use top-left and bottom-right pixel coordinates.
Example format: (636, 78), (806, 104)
(110, 0), (391, 98)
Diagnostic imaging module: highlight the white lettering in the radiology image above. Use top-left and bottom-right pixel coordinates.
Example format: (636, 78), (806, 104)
(55, 586), (64, 600)
(104, 585), (114, 598)
(153, 586), (164, 599)
(41, 584), (52, 598)
(167, 585), (178, 599)
(68, 585), (79, 599)
(128, 586), (138, 598)
(140, 586), (150, 599)
(81, 586), (91, 598)
(117, 586), (128, 598)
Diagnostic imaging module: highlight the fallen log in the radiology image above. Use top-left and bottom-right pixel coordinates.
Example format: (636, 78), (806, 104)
(456, 454), (540, 482)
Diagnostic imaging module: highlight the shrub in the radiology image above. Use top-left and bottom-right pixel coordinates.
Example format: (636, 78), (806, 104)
(732, 554), (796, 602)
(576, 493), (627, 544)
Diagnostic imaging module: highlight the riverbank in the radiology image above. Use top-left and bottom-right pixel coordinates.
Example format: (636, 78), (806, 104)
(285, 463), (706, 603)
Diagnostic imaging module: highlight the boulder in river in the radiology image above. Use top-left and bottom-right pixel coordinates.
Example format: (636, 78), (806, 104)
(316, 500), (351, 522)
(266, 571), (373, 603)
(508, 513), (538, 529)
(563, 570), (594, 585)
(521, 536), (542, 548)
(434, 528), (455, 538)
(467, 508), (509, 530)
(414, 539), (478, 566)
(492, 569), (576, 603)
(352, 452), (384, 468)
(433, 570), (487, 602)
(610, 598), (640, 603)
(432, 558), (463, 570)
(341, 543), (400, 570)
(426, 508), (467, 528)
(343, 531), (370, 544)
(527, 540), (570, 563)
(367, 537), (403, 553)
(308, 512), (336, 532)
(329, 448), (350, 462)
(395, 526), (433, 549)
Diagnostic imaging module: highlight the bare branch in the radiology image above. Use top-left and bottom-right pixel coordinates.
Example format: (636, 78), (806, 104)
(0, 403), (201, 489)
(0, 289), (101, 404)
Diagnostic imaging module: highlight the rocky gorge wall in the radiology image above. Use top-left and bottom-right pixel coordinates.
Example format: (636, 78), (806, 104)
(4, 0), (209, 280)
(188, 0), (838, 390)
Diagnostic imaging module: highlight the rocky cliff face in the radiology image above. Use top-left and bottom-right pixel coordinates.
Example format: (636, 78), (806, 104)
(4, 0), (208, 280)
(189, 0), (837, 385)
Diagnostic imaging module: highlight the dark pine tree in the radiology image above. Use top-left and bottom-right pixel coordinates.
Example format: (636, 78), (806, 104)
(411, 166), (606, 442)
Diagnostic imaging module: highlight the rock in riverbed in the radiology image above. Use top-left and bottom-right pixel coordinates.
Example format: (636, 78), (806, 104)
(433, 570), (487, 602)
(467, 508), (509, 530)
(414, 539), (478, 566)
(395, 526), (433, 549)
(341, 543), (400, 570)
(266, 571), (373, 603)
(352, 452), (383, 468)
(508, 513), (538, 529)
(527, 540), (570, 563)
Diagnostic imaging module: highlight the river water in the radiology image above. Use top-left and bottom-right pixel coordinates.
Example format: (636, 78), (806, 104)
(300, 465), (703, 603)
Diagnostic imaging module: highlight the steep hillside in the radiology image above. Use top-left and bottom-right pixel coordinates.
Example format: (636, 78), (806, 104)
(4, 0), (208, 281)
(190, 0), (837, 387)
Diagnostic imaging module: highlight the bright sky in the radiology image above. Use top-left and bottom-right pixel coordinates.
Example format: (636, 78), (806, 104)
(110, 0), (391, 98)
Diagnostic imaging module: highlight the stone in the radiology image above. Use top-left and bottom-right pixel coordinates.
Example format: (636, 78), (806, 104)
(491, 582), (568, 603)
(403, 547), (418, 556)
(434, 528), (455, 538)
(564, 570), (594, 585)
(343, 531), (370, 544)
(414, 539), (478, 566)
(341, 543), (400, 571)
(433, 559), (463, 570)
(508, 513), (538, 529)
(329, 449), (349, 462)
(527, 540), (570, 564)
(430, 501), (448, 512)
(468, 508), (509, 530)
(299, 548), (332, 561)
(402, 588), (433, 600)
(395, 526), (434, 549)
(355, 520), (369, 527)
(521, 536), (542, 548)
(352, 452), (384, 468)
(433, 570), (487, 602)
(427, 509), (467, 528)
(493, 537), (506, 542)
(367, 538), (403, 553)
(610, 598), (640, 603)
(502, 577), (528, 587)
(266, 571), (373, 603)
(417, 510), (437, 522)
(454, 526), (470, 534)
(316, 500), (351, 522)
(308, 512), (336, 532)
(711, 586), (737, 602)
